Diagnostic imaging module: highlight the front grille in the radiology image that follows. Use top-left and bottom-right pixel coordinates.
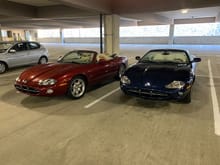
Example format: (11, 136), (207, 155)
(127, 88), (169, 99)
(15, 84), (40, 94)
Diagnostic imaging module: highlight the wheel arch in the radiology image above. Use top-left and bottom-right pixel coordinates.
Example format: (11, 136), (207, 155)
(38, 55), (48, 64)
(0, 60), (9, 69)
(68, 74), (89, 88)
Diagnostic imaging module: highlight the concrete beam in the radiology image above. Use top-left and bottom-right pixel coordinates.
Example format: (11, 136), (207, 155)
(216, 12), (220, 22)
(121, 13), (172, 25)
(174, 17), (216, 24)
(0, 0), (36, 17)
(112, 0), (220, 14)
(37, 5), (99, 18)
(51, 0), (112, 13)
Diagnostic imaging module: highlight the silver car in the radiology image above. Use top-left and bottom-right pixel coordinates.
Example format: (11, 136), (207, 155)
(0, 41), (49, 73)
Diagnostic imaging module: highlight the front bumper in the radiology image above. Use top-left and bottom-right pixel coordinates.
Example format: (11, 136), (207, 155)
(120, 84), (191, 101)
(14, 82), (68, 96)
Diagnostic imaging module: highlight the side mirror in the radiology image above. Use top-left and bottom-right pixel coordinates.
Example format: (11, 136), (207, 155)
(57, 56), (63, 62)
(192, 57), (201, 63)
(135, 56), (141, 60)
(9, 49), (16, 53)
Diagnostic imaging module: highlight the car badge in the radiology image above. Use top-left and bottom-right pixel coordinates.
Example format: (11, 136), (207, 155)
(22, 80), (27, 84)
(144, 67), (149, 72)
(145, 82), (151, 87)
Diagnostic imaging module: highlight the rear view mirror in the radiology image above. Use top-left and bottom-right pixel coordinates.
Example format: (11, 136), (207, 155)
(9, 49), (16, 53)
(135, 56), (141, 60)
(192, 57), (201, 63)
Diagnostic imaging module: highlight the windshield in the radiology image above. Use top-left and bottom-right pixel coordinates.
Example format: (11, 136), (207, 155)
(0, 43), (13, 53)
(59, 51), (95, 64)
(139, 50), (190, 64)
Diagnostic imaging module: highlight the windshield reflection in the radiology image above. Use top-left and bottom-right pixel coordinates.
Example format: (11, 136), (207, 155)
(139, 51), (190, 64)
(59, 51), (95, 64)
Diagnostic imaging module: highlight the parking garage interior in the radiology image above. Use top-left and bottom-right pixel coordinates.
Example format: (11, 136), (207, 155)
(1, 0), (220, 165)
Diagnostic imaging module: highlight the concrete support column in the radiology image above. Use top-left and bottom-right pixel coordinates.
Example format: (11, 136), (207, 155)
(0, 25), (3, 41)
(24, 30), (30, 41)
(168, 24), (175, 44)
(104, 14), (120, 55)
(60, 28), (64, 43)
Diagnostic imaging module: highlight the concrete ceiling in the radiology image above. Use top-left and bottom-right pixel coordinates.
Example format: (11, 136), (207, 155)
(0, 0), (220, 29)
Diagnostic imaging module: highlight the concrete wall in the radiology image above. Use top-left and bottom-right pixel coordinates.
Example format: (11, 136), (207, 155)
(64, 38), (100, 43)
(174, 36), (220, 45)
(37, 36), (220, 45)
(37, 38), (61, 43)
(120, 37), (169, 44)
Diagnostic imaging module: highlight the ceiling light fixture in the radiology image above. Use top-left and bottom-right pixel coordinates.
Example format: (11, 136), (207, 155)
(181, 9), (188, 14)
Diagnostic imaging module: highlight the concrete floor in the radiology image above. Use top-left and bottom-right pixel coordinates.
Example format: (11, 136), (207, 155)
(0, 43), (220, 165)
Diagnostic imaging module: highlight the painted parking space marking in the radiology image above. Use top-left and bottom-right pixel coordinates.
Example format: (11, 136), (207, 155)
(84, 87), (120, 109)
(197, 74), (220, 79)
(208, 59), (220, 136)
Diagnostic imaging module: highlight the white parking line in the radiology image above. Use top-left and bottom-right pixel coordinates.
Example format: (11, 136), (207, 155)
(208, 59), (220, 136)
(84, 87), (120, 109)
(197, 74), (220, 79)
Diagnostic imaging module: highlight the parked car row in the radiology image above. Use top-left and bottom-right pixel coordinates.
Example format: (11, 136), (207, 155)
(0, 41), (48, 74)
(1, 42), (201, 103)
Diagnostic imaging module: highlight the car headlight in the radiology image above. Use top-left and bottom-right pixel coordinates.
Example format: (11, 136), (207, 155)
(121, 75), (131, 85)
(165, 81), (185, 89)
(15, 77), (21, 82)
(38, 79), (57, 86)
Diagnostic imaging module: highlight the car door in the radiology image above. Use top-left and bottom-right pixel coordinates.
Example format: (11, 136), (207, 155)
(105, 58), (119, 77)
(27, 42), (41, 63)
(6, 42), (29, 67)
(86, 56), (110, 84)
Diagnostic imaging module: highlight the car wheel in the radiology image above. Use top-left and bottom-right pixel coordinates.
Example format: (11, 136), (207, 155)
(0, 62), (7, 74)
(38, 56), (48, 64)
(67, 76), (86, 99)
(181, 90), (191, 103)
(117, 64), (126, 79)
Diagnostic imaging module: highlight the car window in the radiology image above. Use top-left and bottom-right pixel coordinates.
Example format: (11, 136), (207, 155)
(140, 50), (189, 64)
(60, 51), (95, 64)
(28, 42), (40, 50)
(0, 43), (12, 53)
(11, 43), (28, 52)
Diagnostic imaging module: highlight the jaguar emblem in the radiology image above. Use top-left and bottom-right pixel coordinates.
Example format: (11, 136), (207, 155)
(145, 82), (151, 87)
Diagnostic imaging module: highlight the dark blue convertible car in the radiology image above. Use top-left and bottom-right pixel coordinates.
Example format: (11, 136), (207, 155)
(120, 49), (201, 103)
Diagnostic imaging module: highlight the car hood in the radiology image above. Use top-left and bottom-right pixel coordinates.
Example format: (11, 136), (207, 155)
(19, 63), (81, 81)
(125, 63), (191, 87)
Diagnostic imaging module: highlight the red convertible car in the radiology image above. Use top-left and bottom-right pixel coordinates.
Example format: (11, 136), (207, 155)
(15, 50), (128, 99)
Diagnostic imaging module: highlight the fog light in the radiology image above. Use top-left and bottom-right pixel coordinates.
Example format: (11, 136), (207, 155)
(178, 92), (183, 96)
(46, 89), (54, 94)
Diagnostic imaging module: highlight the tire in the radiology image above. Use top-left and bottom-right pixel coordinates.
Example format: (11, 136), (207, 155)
(67, 76), (87, 99)
(117, 64), (126, 79)
(38, 56), (48, 64)
(181, 90), (191, 103)
(0, 62), (7, 74)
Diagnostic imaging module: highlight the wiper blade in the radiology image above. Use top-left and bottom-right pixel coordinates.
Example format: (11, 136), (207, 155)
(140, 60), (158, 63)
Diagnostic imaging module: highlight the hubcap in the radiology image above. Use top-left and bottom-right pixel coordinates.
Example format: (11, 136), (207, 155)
(40, 57), (47, 64)
(0, 63), (6, 73)
(71, 79), (85, 97)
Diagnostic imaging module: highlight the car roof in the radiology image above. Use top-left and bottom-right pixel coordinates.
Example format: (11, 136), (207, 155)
(147, 49), (190, 54)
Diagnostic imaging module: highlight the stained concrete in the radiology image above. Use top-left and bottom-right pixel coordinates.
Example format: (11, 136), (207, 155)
(0, 44), (220, 165)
